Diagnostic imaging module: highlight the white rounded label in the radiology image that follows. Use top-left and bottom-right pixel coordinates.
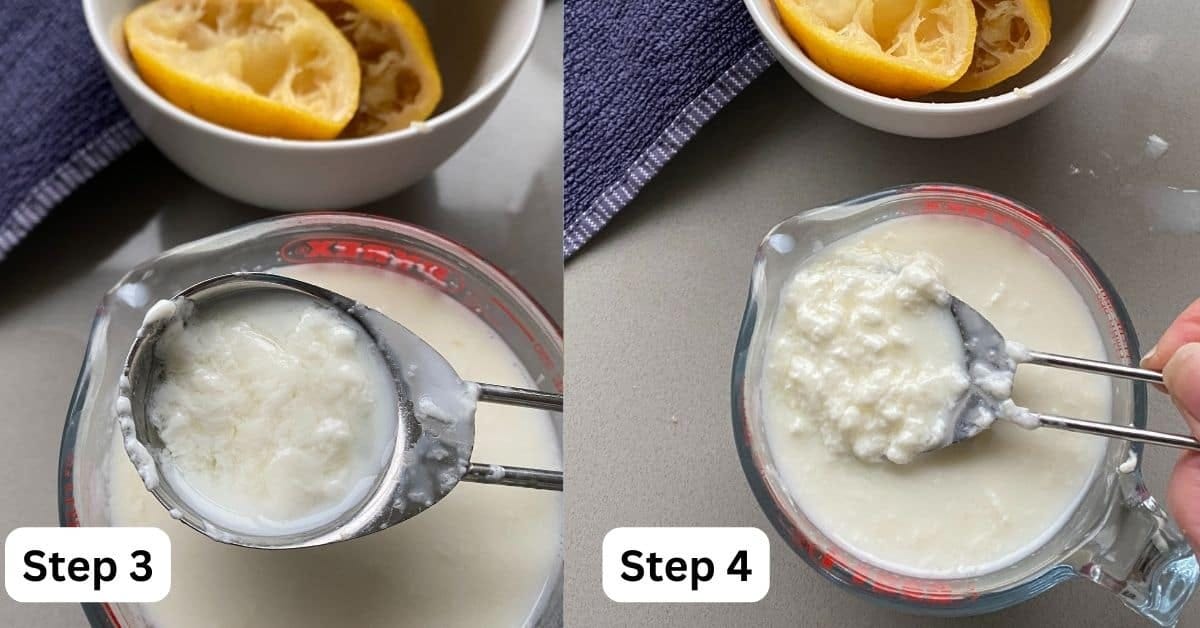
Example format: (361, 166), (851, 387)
(5, 527), (170, 603)
(602, 527), (770, 603)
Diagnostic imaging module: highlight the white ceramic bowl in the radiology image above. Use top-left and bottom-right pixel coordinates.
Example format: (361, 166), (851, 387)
(83, 0), (542, 209)
(744, 0), (1134, 138)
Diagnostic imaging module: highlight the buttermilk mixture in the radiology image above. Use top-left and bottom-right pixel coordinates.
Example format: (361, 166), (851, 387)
(763, 214), (1110, 578)
(109, 264), (562, 627)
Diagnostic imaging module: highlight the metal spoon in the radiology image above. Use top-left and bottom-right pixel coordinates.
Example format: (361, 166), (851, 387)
(119, 272), (562, 549)
(945, 297), (1200, 452)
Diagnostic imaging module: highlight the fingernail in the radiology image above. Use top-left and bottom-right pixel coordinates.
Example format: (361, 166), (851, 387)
(1165, 343), (1200, 424)
(1141, 344), (1158, 368)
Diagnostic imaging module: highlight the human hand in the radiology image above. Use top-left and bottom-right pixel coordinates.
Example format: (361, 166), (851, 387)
(1141, 298), (1200, 550)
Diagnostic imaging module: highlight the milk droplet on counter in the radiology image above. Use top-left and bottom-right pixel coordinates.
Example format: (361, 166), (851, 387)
(1144, 134), (1170, 160)
(1146, 186), (1200, 233)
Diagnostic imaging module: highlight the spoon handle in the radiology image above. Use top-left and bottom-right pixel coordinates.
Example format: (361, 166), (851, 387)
(462, 385), (563, 491)
(462, 463), (563, 490)
(1026, 350), (1164, 385)
(476, 382), (563, 411)
(1036, 413), (1200, 451)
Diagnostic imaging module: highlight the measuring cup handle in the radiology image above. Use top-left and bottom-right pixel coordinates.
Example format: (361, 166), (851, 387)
(1071, 481), (1198, 626)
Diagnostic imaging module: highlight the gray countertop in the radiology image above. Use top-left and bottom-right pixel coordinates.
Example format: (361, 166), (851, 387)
(564, 1), (1200, 626)
(0, 5), (561, 626)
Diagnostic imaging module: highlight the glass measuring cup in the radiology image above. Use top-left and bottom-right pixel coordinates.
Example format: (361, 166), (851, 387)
(57, 213), (563, 628)
(732, 184), (1198, 624)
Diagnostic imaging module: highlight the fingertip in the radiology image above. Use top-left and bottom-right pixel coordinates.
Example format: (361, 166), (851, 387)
(1165, 344), (1200, 432)
(1140, 344), (1160, 370)
(1146, 298), (1200, 371)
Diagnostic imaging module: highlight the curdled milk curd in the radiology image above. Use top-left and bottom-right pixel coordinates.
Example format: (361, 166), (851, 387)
(768, 242), (969, 463)
(145, 294), (396, 535)
(763, 214), (1110, 578)
(109, 263), (561, 627)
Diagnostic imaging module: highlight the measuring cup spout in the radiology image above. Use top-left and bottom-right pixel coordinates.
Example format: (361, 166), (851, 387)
(1069, 473), (1198, 626)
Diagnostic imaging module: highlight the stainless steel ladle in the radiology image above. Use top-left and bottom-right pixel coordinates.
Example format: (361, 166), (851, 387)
(119, 272), (562, 549)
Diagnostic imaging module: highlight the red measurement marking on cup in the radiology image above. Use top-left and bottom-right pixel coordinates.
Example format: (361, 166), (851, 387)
(279, 238), (461, 291)
(103, 604), (123, 627)
(490, 298), (555, 370)
(59, 456), (128, 627)
(281, 238), (562, 392)
(920, 198), (1034, 239)
(793, 531), (968, 605)
(486, 297), (562, 391)
(748, 409), (963, 605)
(1097, 289), (1132, 362)
(919, 191), (1134, 362)
(61, 453), (79, 527)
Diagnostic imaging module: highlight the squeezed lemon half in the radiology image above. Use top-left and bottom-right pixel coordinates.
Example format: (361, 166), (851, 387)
(125, 0), (362, 140)
(946, 0), (1051, 92)
(312, 0), (443, 138)
(773, 0), (977, 98)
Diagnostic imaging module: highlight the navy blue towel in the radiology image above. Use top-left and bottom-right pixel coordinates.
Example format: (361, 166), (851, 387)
(0, 0), (142, 261)
(563, 1), (774, 257)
